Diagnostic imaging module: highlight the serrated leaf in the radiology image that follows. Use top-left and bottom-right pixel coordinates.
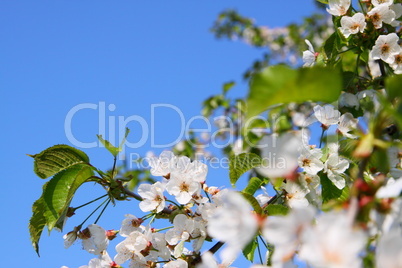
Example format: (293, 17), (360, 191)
(43, 164), (94, 231)
(264, 204), (289, 216)
(32, 145), (90, 179)
(321, 175), (350, 203)
(29, 164), (94, 254)
(229, 153), (262, 186)
(246, 65), (342, 120)
(243, 237), (258, 262)
(242, 177), (263, 195)
(29, 198), (47, 255)
(240, 192), (262, 214)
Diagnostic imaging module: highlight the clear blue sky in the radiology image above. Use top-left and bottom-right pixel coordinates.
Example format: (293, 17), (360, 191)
(1, 1), (317, 267)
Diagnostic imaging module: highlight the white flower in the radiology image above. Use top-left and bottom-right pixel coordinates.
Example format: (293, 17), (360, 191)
(164, 259), (188, 268)
(255, 186), (273, 206)
(80, 251), (116, 268)
(151, 232), (170, 260)
(298, 147), (324, 175)
(256, 132), (303, 179)
(262, 207), (315, 263)
(368, 51), (383, 78)
(302, 40), (316, 67)
(376, 229), (402, 268)
(391, 51), (402, 73)
(148, 151), (176, 177)
(166, 172), (201, 204)
(63, 226), (80, 249)
(339, 13), (366, 38)
(313, 104), (341, 126)
(370, 33), (401, 64)
(196, 251), (234, 268)
(372, 0), (394, 6)
(368, 4), (396, 29)
(120, 214), (144, 237)
(299, 210), (367, 268)
(376, 178), (402, 198)
(338, 113), (358, 139)
(165, 214), (195, 246)
(114, 230), (151, 265)
(207, 191), (258, 264)
(339, 92), (359, 109)
(80, 224), (109, 255)
(283, 182), (310, 208)
(138, 181), (166, 213)
(326, 0), (350, 16)
(324, 153), (349, 189)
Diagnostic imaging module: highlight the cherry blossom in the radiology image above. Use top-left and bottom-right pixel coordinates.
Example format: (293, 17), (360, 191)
(324, 153), (349, 189)
(337, 112), (358, 139)
(262, 207), (315, 264)
(207, 191), (258, 264)
(138, 181), (166, 213)
(119, 214), (144, 237)
(302, 39), (316, 67)
(298, 147), (324, 175)
(326, 0), (351, 16)
(372, 0), (394, 7)
(339, 13), (366, 38)
(80, 224), (109, 255)
(313, 104), (341, 126)
(370, 33), (401, 64)
(299, 210), (367, 268)
(368, 4), (396, 29)
(282, 181), (310, 208)
(256, 132), (303, 179)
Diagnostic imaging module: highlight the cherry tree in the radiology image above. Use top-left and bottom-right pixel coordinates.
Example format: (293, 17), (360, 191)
(29, 1), (402, 267)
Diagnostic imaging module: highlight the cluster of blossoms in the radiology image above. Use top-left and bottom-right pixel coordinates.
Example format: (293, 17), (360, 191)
(303, 0), (402, 74)
(58, 1), (402, 268)
(61, 135), (402, 267)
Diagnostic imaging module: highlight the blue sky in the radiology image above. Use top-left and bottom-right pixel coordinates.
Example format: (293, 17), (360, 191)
(1, 1), (317, 267)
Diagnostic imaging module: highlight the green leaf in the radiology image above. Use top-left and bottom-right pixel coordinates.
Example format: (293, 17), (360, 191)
(386, 74), (402, 101)
(243, 237), (258, 262)
(29, 198), (47, 255)
(97, 127), (130, 157)
(240, 192), (262, 214)
(223, 81), (236, 94)
(31, 145), (90, 179)
(316, 0), (328, 3)
(321, 175), (350, 203)
(264, 204), (289, 216)
(242, 177), (263, 195)
(324, 32), (338, 59)
(43, 164), (94, 231)
(229, 153), (262, 186)
(246, 65), (342, 120)
(97, 135), (120, 157)
(29, 164), (94, 254)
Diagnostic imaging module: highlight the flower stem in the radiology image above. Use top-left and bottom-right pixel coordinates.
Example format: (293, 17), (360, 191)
(74, 194), (109, 210)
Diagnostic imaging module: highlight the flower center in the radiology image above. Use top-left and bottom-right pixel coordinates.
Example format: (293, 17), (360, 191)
(180, 182), (189, 192)
(302, 158), (311, 167)
(395, 54), (402, 65)
(381, 44), (390, 54)
(371, 13), (380, 23)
